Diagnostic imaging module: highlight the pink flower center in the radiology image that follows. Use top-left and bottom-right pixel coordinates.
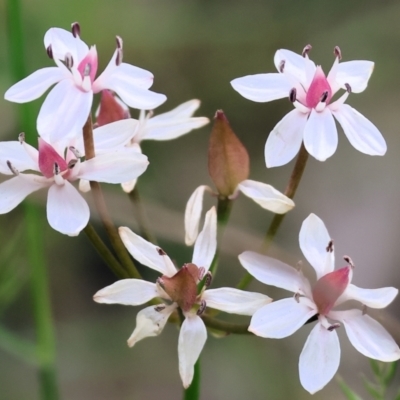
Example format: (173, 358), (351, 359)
(312, 266), (350, 315)
(38, 138), (68, 179)
(305, 66), (332, 109)
(77, 46), (98, 85)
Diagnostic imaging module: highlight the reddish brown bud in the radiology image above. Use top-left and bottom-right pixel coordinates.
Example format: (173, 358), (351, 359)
(96, 90), (130, 127)
(208, 110), (249, 197)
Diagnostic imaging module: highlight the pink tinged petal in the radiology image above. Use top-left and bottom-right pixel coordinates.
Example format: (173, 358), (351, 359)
(46, 181), (89, 236)
(38, 138), (68, 178)
(299, 322), (340, 394)
(77, 46), (98, 83)
(336, 284), (398, 309)
(331, 104), (386, 156)
(178, 315), (207, 388)
(303, 108), (338, 161)
(0, 175), (46, 213)
(4, 67), (66, 103)
(230, 73), (292, 102)
(127, 304), (175, 347)
(305, 66), (332, 109)
(184, 185), (211, 246)
(192, 206), (217, 272)
(119, 227), (177, 276)
(299, 213), (334, 279)
(249, 298), (316, 339)
(331, 309), (400, 362)
(238, 179), (295, 214)
(264, 109), (307, 168)
(239, 251), (311, 294)
(334, 61), (374, 94)
(0, 142), (39, 174)
(93, 279), (158, 305)
(121, 179), (137, 194)
(37, 79), (93, 142)
(78, 150), (148, 183)
(202, 288), (271, 316)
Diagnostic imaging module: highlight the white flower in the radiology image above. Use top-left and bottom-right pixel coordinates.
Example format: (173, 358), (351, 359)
(184, 181), (294, 245)
(93, 207), (271, 388)
(231, 46), (387, 167)
(4, 24), (166, 142)
(239, 213), (400, 394)
(0, 123), (148, 236)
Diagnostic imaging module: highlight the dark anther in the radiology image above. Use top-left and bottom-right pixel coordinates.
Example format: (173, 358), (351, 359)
(196, 300), (207, 316)
(115, 49), (123, 66)
(328, 323), (340, 331)
(71, 22), (81, 38)
(156, 277), (165, 290)
(326, 240), (334, 253)
(68, 159), (77, 169)
(320, 91), (329, 103)
(289, 88), (297, 103)
(53, 162), (60, 175)
(116, 36), (123, 49)
(6, 161), (19, 175)
(157, 247), (167, 256)
(83, 64), (91, 77)
(345, 83), (352, 93)
(204, 271), (213, 288)
(46, 45), (53, 59)
(154, 304), (166, 312)
(302, 44), (312, 57)
(69, 146), (82, 158)
(279, 60), (285, 73)
(334, 46), (342, 60)
(18, 132), (25, 143)
(65, 53), (74, 69)
(343, 256), (354, 269)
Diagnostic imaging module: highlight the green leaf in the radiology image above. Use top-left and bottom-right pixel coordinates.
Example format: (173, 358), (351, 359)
(337, 376), (364, 400)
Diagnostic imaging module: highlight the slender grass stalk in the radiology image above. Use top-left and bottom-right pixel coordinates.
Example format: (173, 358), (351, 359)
(6, 1), (59, 398)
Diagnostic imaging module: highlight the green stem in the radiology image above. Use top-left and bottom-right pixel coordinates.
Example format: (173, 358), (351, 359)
(6, 1), (59, 398)
(201, 315), (250, 334)
(237, 144), (309, 290)
(183, 359), (201, 400)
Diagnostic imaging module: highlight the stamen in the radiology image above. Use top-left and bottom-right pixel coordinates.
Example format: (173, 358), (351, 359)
(18, 132), (25, 144)
(197, 267), (206, 281)
(279, 60), (285, 73)
(156, 277), (165, 290)
(6, 161), (19, 175)
(65, 53), (74, 69)
(345, 83), (352, 93)
(294, 292), (300, 303)
(327, 323), (340, 332)
(157, 247), (167, 256)
(204, 272), (212, 288)
(53, 162), (60, 176)
(116, 35), (123, 49)
(326, 240), (334, 253)
(68, 159), (78, 169)
(302, 44), (312, 57)
(68, 146), (82, 158)
(115, 36), (123, 66)
(154, 304), (166, 312)
(289, 88), (297, 103)
(46, 45), (53, 59)
(362, 305), (368, 315)
(196, 300), (207, 316)
(334, 46), (342, 60)
(343, 256), (355, 269)
(320, 90), (329, 103)
(71, 22), (81, 38)
(83, 63), (91, 77)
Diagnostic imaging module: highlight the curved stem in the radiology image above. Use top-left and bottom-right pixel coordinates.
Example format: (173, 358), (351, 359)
(237, 144), (309, 290)
(201, 315), (250, 334)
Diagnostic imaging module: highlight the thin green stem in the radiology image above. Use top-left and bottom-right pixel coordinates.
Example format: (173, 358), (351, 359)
(6, 1), (59, 398)
(237, 144), (309, 290)
(201, 315), (250, 334)
(183, 359), (201, 400)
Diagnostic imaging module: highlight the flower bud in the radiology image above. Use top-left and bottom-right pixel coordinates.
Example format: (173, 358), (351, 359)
(95, 90), (130, 127)
(208, 110), (249, 197)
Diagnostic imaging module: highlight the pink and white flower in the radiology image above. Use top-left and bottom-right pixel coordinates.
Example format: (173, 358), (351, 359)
(93, 207), (271, 388)
(239, 213), (400, 394)
(0, 124), (148, 236)
(231, 46), (387, 167)
(4, 23), (167, 142)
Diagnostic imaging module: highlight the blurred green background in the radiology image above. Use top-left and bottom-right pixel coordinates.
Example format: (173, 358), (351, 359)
(1, 0), (400, 399)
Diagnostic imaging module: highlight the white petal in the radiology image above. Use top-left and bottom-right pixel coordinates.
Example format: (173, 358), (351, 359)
(46, 181), (89, 236)
(303, 109), (338, 161)
(238, 179), (295, 214)
(192, 206), (217, 271)
(184, 185), (211, 246)
(4, 68), (66, 103)
(78, 179), (91, 193)
(121, 179), (137, 193)
(119, 227), (177, 276)
(299, 322), (340, 394)
(78, 150), (148, 183)
(202, 288), (271, 315)
(0, 175), (46, 213)
(238, 251), (310, 294)
(0, 141), (39, 174)
(151, 99), (201, 121)
(231, 73), (292, 102)
(299, 213), (334, 279)
(264, 109), (307, 168)
(331, 104), (386, 156)
(334, 61), (374, 94)
(93, 279), (158, 305)
(127, 304), (175, 347)
(249, 298), (316, 338)
(336, 284), (398, 309)
(178, 314), (207, 388)
(331, 309), (400, 362)
(37, 79), (92, 142)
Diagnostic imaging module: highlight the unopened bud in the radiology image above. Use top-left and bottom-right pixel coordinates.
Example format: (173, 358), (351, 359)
(96, 90), (130, 127)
